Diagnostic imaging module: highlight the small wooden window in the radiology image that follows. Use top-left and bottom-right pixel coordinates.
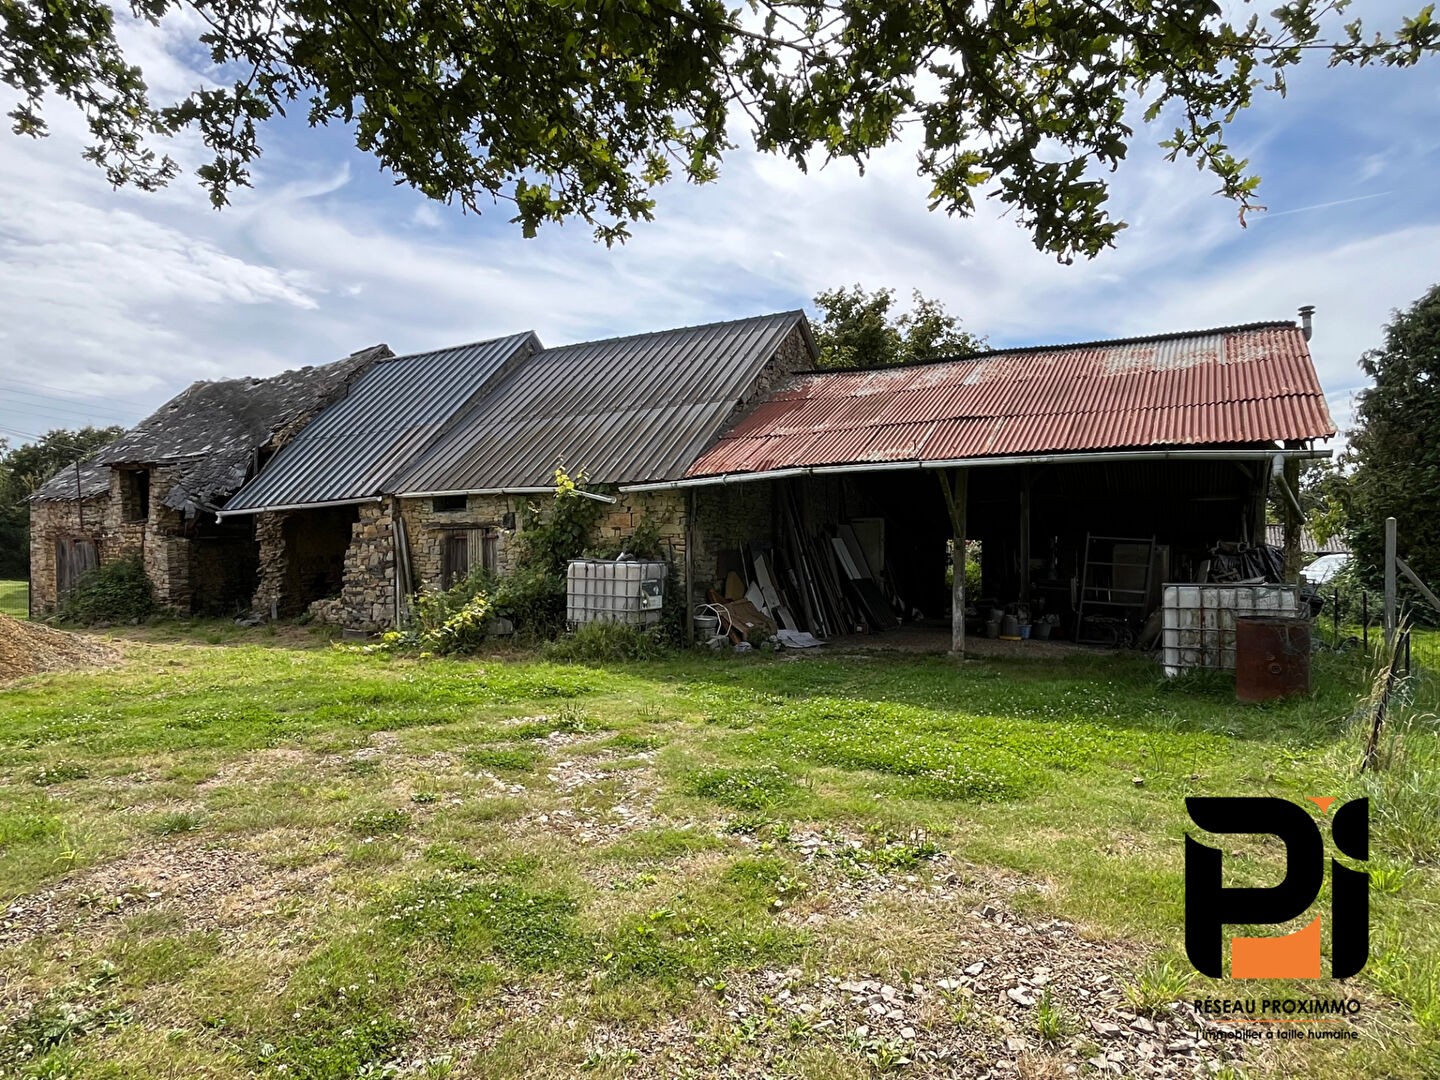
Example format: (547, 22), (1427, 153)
(432, 495), (466, 512)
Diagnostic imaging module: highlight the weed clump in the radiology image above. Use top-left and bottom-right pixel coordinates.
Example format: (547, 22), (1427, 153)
(30, 762), (89, 786)
(464, 746), (539, 773)
(543, 620), (671, 662)
(684, 765), (798, 810)
(350, 808), (410, 836)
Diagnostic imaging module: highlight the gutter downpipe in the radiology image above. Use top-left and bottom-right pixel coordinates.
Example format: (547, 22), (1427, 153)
(619, 447), (1332, 494)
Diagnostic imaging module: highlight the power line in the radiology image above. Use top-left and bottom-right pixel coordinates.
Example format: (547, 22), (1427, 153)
(2, 385), (145, 417)
(2, 401), (136, 428)
(0, 378), (162, 411)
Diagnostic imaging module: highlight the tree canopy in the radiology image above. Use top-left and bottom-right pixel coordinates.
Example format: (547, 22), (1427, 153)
(3, 1), (1436, 259)
(0, 426), (123, 578)
(811, 285), (983, 368)
(1344, 284), (1440, 609)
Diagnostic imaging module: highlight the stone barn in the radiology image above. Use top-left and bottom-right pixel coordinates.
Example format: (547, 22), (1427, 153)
(217, 312), (818, 629)
(27, 346), (389, 616)
(215, 312), (1335, 651)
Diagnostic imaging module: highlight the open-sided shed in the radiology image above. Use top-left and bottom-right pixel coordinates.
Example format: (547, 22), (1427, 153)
(623, 320), (1335, 652)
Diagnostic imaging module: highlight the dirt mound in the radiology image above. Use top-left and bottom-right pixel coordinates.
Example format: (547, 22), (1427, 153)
(0, 613), (118, 682)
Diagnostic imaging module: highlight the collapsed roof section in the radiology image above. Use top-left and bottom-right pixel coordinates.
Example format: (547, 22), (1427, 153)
(30, 345), (391, 511)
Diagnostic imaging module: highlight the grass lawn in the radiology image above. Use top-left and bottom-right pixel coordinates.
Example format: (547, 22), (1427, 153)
(0, 580), (26, 619)
(0, 626), (1436, 1078)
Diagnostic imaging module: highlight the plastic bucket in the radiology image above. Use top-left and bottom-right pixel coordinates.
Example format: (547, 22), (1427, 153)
(1019, 624), (1032, 640)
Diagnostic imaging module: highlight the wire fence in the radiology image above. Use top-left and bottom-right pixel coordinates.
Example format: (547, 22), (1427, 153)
(1313, 583), (1440, 673)
(0, 579), (29, 620)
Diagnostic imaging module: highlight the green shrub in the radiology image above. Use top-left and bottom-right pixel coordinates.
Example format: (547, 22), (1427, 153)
(55, 556), (153, 624)
(491, 562), (566, 639)
(543, 620), (671, 662)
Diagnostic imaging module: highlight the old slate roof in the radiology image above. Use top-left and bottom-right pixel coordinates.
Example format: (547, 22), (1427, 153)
(685, 322), (1335, 479)
(391, 311), (815, 494)
(32, 346), (391, 513)
(31, 459), (114, 502)
(220, 333), (541, 514)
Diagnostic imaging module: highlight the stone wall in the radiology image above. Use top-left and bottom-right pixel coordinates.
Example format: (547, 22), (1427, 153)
(27, 495), (113, 613)
(310, 490), (687, 631)
(689, 482), (773, 600)
(309, 502), (395, 631)
(746, 323), (815, 404)
(400, 493), (528, 589)
(251, 512), (289, 617)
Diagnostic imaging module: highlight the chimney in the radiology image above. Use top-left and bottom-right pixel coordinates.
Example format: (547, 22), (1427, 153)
(1298, 305), (1315, 342)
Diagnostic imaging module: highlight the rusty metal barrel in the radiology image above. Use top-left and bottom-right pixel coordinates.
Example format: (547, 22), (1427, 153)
(1235, 616), (1312, 702)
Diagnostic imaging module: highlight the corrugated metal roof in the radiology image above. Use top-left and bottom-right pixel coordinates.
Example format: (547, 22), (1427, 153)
(222, 334), (539, 512)
(1265, 524), (1351, 554)
(687, 323), (1335, 478)
(392, 312), (813, 493)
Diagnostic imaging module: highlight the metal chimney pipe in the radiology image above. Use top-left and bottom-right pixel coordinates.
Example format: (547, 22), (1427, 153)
(1298, 305), (1315, 342)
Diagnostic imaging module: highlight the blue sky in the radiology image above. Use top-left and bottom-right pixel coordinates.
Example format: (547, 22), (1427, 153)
(2, 6), (1438, 454)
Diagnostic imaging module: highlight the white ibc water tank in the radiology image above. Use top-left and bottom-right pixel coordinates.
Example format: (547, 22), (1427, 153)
(566, 559), (667, 626)
(1161, 583), (1303, 676)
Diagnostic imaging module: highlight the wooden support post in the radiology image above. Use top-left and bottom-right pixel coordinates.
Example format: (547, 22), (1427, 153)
(1398, 557), (1440, 616)
(938, 469), (968, 657)
(1281, 456), (1303, 585)
(684, 489), (696, 646)
(1385, 515), (1397, 647)
(1019, 466), (1032, 602)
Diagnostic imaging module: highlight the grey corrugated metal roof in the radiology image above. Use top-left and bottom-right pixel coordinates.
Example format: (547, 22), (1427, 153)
(222, 333), (540, 513)
(392, 312), (813, 494)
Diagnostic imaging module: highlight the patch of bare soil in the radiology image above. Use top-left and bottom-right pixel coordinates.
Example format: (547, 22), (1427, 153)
(509, 748), (663, 843)
(0, 613), (117, 682)
(0, 840), (334, 949)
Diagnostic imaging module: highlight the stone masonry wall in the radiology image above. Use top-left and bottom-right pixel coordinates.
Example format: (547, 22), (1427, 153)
(309, 502), (395, 631)
(313, 491), (687, 631)
(27, 495), (113, 614)
(400, 493), (528, 589)
(251, 511), (289, 617)
(689, 482), (774, 600)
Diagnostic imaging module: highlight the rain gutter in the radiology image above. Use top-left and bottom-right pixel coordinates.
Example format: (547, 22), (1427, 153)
(620, 447), (1331, 493)
(215, 495), (382, 519)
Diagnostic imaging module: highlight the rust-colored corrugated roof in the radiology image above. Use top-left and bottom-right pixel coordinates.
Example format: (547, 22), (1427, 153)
(686, 322), (1335, 478)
